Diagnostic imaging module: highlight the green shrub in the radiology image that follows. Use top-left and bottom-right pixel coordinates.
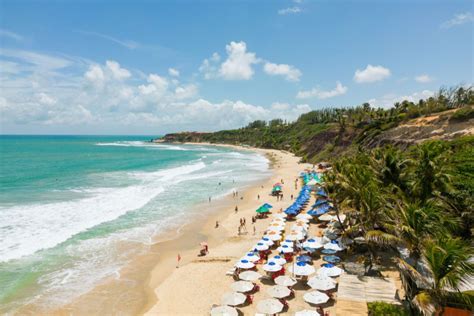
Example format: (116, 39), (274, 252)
(450, 106), (474, 122)
(367, 302), (409, 316)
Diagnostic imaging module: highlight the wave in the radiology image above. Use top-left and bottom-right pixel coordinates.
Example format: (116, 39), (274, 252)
(0, 161), (206, 263)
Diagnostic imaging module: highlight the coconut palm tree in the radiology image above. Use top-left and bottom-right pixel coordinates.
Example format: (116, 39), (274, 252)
(397, 238), (474, 315)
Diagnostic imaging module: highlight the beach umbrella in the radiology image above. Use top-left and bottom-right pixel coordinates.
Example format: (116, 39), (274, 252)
(323, 242), (343, 252)
(281, 240), (294, 247)
(323, 255), (341, 264)
(210, 305), (238, 316)
(289, 261), (316, 276)
(234, 259), (255, 269)
(263, 234), (281, 241)
(267, 285), (291, 299)
(262, 261), (282, 272)
(274, 275), (297, 287)
(231, 281), (254, 293)
(303, 291), (330, 305)
(296, 213), (312, 220)
(321, 249), (337, 255)
(302, 239), (323, 249)
(296, 255), (312, 263)
(260, 238), (274, 246)
(254, 242), (269, 251)
(265, 230), (281, 236)
(316, 188), (327, 197)
(263, 203), (273, 208)
(307, 275), (337, 291)
(295, 310), (320, 316)
(308, 208), (328, 216)
(256, 206), (270, 214)
(286, 233), (304, 241)
(313, 200), (329, 207)
(256, 299), (284, 315)
(242, 252), (260, 262)
(239, 270), (262, 281)
(317, 264), (344, 277)
(267, 226), (285, 232)
(318, 214), (334, 222)
(221, 292), (247, 306)
(277, 245), (294, 253)
(269, 255), (286, 266)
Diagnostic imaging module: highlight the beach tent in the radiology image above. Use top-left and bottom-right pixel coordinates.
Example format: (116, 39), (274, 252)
(256, 205), (270, 214)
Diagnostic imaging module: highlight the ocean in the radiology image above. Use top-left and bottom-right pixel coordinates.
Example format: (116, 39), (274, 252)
(0, 135), (270, 312)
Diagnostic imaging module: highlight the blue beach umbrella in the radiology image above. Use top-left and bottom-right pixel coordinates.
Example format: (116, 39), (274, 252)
(296, 255), (312, 263)
(323, 255), (341, 264)
(321, 249), (337, 255)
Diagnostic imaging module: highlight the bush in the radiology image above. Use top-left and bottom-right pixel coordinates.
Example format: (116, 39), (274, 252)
(368, 302), (409, 316)
(450, 106), (474, 122)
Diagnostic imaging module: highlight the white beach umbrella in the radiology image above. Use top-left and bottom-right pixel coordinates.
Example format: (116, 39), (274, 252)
(317, 265), (344, 277)
(274, 275), (297, 287)
(302, 239), (323, 249)
(263, 234), (282, 241)
(269, 255), (287, 265)
(265, 230), (281, 236)
(307, 275), (337, 291)
(303, 291), (330, 305)
(267, 285), (291, 299)
(267, 226), (285, 232)
(277, 245), (294, 253)
(234, 259), (255, 269)
(318, 214), (334, 221)
(281, 240), (294, 247)
(210, 305), (238, 316)
(286, 233), (304, 241)
(296, 213), (313, 220)
(295, 310), (320, 316)
(256, 299), (284, 315)
(254, 242), (269, 251)
(241, 252), (260, 262)
(323, 242), (343, 251)
(221, 292), (247, 306)
(260, 238), (274, 246)
(263, 261), (282, 272)
(289, 261), (316, 276)
(239, 270), (262, 281)
(231, 281), (254, 293)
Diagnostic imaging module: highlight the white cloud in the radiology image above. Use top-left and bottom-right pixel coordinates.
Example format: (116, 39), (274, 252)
(296, 81), (348, 99)
(263, 62), (301, 82)
(354, 65), (391, 83)
(278, 7), (302, 15)
(271, 102), (290, 111)
(441, 12), (474, 29)
(84, 65), (105, 86)
(219, 41), (259, 80)
(199, 53), (221, 79)
(415, 74), (433, 83)
(368, 90), (435, 109)
(0, 49), (71, 71)
(174, 84), (198, 100)
(168, 68), (180, 77)
(37, 92), (57, 106)
(105, 60), (131, 80)
(77, 30), (139, 49)
(0, 29), (24, 41)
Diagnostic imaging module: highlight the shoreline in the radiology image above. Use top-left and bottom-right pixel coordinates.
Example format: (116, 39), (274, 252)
(144, 144), (311, 315)
(37, 143), (305, 315)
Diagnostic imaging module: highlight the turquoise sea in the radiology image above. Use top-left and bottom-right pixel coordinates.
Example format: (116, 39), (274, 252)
(0, 135), (270, 312)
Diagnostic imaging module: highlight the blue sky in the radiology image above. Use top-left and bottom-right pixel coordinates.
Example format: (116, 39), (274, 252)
(0, 0), (472, 135)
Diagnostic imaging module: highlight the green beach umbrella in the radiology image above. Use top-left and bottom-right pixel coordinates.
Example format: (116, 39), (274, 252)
(256, 206), (270, 213)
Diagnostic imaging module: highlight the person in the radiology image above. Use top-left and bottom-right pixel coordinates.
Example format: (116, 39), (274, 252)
(253, 225), (256, 235)
(243, 218), (246, 226)
(238, 225), (241, 235)
(281, 194), (284, 200)
(215, 221), (219, 228)
(235, 205), (238, 213)
(209, 196), (211, 203)
(291, 194), (294, 200)
(257, 194), (260, 200)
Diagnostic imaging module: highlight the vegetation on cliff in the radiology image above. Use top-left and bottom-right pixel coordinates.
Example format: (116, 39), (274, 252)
(161, 86), (473, 163)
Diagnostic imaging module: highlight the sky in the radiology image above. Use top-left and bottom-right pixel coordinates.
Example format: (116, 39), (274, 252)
(0, 0), (473, 135)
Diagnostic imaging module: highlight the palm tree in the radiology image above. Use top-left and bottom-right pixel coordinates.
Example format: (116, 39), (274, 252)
(397, 238), (474, 315)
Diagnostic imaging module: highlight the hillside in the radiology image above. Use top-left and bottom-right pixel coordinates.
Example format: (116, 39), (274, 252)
(157, 87), (473, 163)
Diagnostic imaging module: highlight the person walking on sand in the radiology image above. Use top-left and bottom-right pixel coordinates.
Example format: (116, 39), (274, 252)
(209, 196), (211, 203)
(235, 205), (238, 213)
(253, 225), (256, 235)
(215, 221), (219, 228)
(257, 194), (260, 200)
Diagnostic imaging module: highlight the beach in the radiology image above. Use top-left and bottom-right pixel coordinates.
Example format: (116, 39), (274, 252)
(144, 145), (316, 315)
(15, 143), (308, 315)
